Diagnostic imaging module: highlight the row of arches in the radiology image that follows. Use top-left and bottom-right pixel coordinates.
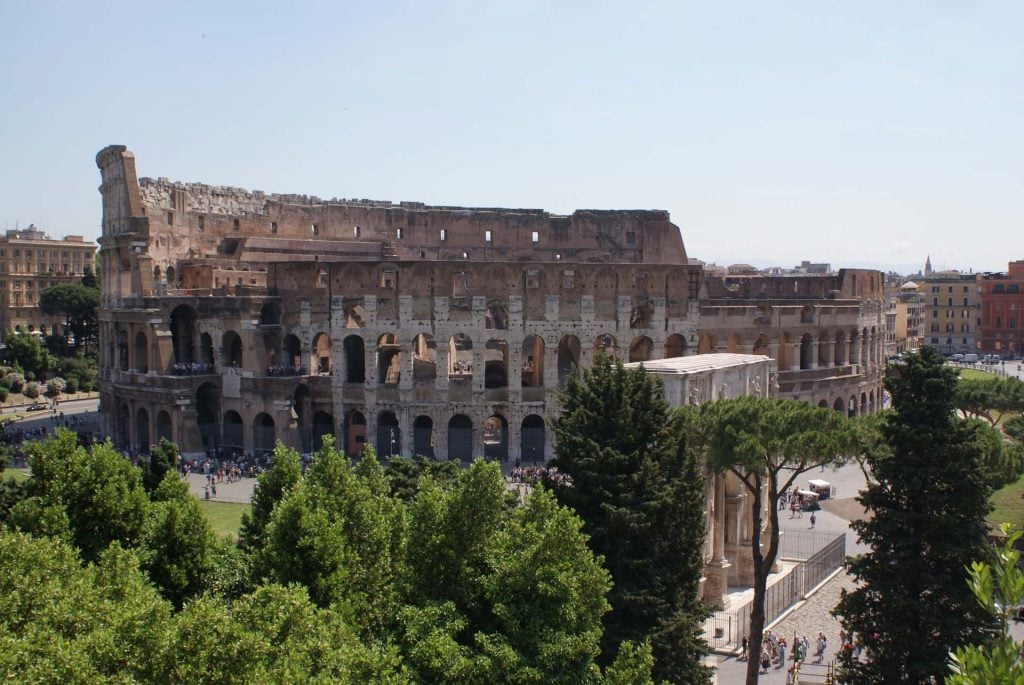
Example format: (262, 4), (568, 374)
(816, 388), (880, 417)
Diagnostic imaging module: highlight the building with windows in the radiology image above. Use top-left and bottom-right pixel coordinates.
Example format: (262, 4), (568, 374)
(891, 281), (924, 354)
(0, 226), (96, 336)
(979, 261), (1024, 357)
(95, 145), (886, 465)
(922, 272), (981, 355)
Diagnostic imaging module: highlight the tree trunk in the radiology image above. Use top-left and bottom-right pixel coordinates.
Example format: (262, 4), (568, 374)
(745, 475), (766, 685)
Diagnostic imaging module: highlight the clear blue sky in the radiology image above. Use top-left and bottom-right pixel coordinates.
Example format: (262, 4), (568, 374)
(1, 1), (1020, 273)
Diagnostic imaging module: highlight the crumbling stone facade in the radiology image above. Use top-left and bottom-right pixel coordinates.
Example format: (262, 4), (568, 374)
(95, 145), (885, 465)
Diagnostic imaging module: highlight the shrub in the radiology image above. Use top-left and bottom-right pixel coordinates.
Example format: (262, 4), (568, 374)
(3, 373), (24, 393)
(64, 377), (79, 394)
(0, 387), (10, 403)
(45, 378), (66, 399)
(22, 382), (41, 401)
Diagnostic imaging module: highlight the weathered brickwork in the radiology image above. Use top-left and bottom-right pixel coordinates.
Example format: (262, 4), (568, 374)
(95, 145), (885, 465)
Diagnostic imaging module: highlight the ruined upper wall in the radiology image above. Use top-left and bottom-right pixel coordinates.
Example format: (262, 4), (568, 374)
(702, 268), (885, 302)
(117, 150), (686, 266)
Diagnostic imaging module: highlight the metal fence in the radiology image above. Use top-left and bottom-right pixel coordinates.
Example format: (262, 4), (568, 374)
(705, 530), (845, 652)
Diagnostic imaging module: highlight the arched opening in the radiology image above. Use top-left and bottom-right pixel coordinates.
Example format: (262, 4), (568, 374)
(377, 333), (401, 385)
(133, 331), (148, 373)
(222, 331), (243, 369)
(294, 385), (312, 453)
(282, 334), (302, 373)
(377, 412), (401, 458)
(483, 415), (508, 461)
(153, 265), (161, 281)
(848, 395), (858, 418)
(448, 414), (473, 462)
(485, 300), (509, 330)
(412, 334), (437, 382)
(312, 411), (333, 451)
(135, 407), (150, 453)
(343, 335), (366, 383)
(165, 265), (176, 285)
(870, 326), (878, 364)
(833, 397), (845, 413)
(628, 335), (653, 363)
(727, 333), (742, 354)
(799, 333), (813, 370)
(484, 339), (508, 389)
(413, 415), (434, 458)
(196, 382), (220, 455)
(199, 332), (214, 368)
(817, 331), (831, 368)
(594, 334), (617, 360)
(262, 331), (280, 370)
(698, 333), (714, 354)
(252, 413), (276, 456)
(222, 410), (243, 455)
(557, 335), (581, 386)
(118, 330), (129, 369)
(665, 333), (687, 359)
(752, 334), (770, 357)
(521, 415), (545, 463)
(345, 410), (367, 456)
(259, 301), (281, 326)
(834, 330), (847, 366)
(861, 327), (869, 366)
(449, 334), (473, 377)
(869, 388), (875, 413)
(860, 392), (868, 415)
(169, 305), (197, 365)
(344, 303), (366, 328)
(311, 333), (332, 375)
(818, 399), (829, 408)
(521, 336), (545, 387)
(117, 404), (130, 450)
(156, 410), (172, 444)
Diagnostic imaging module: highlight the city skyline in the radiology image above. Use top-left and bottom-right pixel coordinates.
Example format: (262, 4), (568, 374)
(1, 1), (1020, 273)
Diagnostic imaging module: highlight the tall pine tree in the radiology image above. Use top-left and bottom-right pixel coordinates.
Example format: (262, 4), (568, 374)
(551, 354), (710, 684)
(834, 347), (994, 684)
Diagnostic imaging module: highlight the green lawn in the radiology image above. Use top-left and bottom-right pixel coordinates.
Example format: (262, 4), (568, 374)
(957, 367), (1000, 381)
(989, 476), (1024, 530)
(2, 467), (29, 484)
(198, 500), (250, 540)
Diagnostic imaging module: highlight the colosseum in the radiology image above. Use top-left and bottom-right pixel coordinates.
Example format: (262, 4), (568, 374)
(95, 145), (887, 464)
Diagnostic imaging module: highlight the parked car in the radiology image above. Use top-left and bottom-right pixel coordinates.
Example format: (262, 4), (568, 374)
(950, 353), (964, 362)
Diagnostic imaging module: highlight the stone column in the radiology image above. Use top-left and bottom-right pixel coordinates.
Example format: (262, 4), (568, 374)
(809, 341), (819, 369)
(435, 345), (450, 393)
(790, 343), (800, 371)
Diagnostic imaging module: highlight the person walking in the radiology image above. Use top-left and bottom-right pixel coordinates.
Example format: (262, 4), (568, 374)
(810, 511), (817, 529)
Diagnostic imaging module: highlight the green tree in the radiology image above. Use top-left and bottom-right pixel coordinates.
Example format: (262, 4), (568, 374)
(39, 282), (99, 353)
(238, 441), (301, 553)
(965, 418), (1024, 490)
(142, 438), (179, 493)
(140, 474), (216, 608)
(946, 523), (1024, 684)
(20, 431), (149, 562)
(22, 381), (41, 401)
(835, 347), (994, 684)
(384, 455), (461, 502)
(3, 332), (50, 380)
(694, 395), (856, 685)
(955, 376), (1024, 428)
(550, 355), (711, 683)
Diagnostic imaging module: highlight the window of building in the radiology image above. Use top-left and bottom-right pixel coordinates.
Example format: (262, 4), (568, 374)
(311, 223), (319, 236)
(485, 230), (492, 243)
(933, 298), (938, 306)
(452, 272), (469, 297)
(531, 231), (539, 243)
(233, 219), (240, 231)
(395, 227), (403, 240)
(526, 269), (540, 289)
(12, 250), (18, 258)
(24, 250), (31, 258)
(948, 298), (953, 306)
(948, 286), (953, 293)
(198, 216), (205, 231)
(562, 270), (575, 289)
(555, 253), (561, 260)
(440, 229), (448, 241)
(380, 270), (396, 288)
(932, 286), (939, 293)
(1012, 318), (1018, 329)
(271, 222), (278, 234)
(354, 226), (361, 238)
(461, 251), (468, 259)
(167, 212), (174, 226)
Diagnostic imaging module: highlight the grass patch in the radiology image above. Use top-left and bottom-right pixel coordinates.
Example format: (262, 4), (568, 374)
(989, 475), (1024, 530)
(958, 368), (1000, 381)
(2, 467), (29, 484)
(198, 500), (250, 540)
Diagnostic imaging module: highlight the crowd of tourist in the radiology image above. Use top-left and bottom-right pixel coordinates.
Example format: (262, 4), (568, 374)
(265, 363), (307, 376)
(504, 463), (573, 487)
(739, 628), (861, 679)
(172, 362), (214, 375)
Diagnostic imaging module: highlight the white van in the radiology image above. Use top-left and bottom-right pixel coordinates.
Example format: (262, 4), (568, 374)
(983, 354), (1001, 364)
(950, 354), (964, 362)
(963, 353), (979, 364)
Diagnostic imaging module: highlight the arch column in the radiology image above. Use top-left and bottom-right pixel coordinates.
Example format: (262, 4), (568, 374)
(399, 408), (414, 460)
(472, 346), (485, 394)
(542, 336), (558, 388)
(789, 343), (800, 371)
(508, 342), (522, 400)
(580, 341), (594, 370)
(435, 345), (450, 392)
(849, 339), (858, 365)
(364, 339), (377, 389)
(809, 341), (819, 369)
